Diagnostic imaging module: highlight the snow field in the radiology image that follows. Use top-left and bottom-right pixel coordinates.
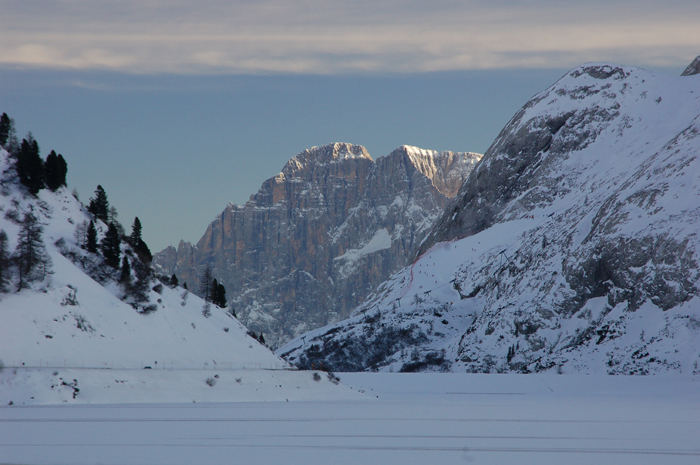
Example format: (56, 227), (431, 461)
(1, 373), (699, 465)
(0, 367), (362, 405)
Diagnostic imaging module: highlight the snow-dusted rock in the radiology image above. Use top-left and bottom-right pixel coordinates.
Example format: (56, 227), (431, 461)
(681, 55), (700, 76)
(280, 63), (700, 375)
(154, 143), (480, 348)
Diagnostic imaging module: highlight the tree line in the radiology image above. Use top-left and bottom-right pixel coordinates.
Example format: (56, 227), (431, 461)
(80, 185), (154, 307)
(1, 113), (67, 194)
(1, 111), (229, 315)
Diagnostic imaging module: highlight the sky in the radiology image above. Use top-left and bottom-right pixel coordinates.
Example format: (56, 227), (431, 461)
(0, 0), (698, 251)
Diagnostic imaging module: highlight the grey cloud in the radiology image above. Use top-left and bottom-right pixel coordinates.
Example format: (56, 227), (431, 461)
(1, 0), (698, 73)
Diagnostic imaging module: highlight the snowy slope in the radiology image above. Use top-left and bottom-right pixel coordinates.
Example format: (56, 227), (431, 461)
(0, 147), (356, 404)
(280, 63), (700, 374)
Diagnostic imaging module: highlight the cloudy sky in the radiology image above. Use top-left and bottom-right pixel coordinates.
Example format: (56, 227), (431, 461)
(2, 0), (698, 73)
(1, 1), (698, 250)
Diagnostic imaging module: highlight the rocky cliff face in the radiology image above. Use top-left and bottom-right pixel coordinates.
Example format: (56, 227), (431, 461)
(154, 142), (480, 348)
(280, 63), (700, 374)
(681, 55), (700, 76)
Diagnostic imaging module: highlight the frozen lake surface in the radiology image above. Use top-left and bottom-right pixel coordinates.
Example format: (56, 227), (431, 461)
(2, 373), (699, 465)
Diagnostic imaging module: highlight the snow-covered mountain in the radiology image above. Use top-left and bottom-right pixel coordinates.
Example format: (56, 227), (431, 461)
(154, 143), (480, 348)
(280, 62), (700, 375)
(0, 147), (353, 404)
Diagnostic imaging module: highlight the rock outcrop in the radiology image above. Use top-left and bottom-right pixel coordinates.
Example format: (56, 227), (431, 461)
(154, 143), (480, 348)
(681, 55), (700, 76)
(280, 64), (700, 375)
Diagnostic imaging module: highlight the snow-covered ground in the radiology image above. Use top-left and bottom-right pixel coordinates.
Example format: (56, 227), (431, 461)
(0, 367), (361, 405)
(0, 145), (358, 407)
(2, 373), (698, 465)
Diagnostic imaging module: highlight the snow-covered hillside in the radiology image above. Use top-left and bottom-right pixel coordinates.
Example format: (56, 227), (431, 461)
(0, 147), (354, 404)
(280, 63), (700, 375)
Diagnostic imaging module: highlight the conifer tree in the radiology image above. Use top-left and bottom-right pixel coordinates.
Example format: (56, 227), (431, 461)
(199, 265), (213, 302)
(129, 216), (152, 263)
(212, 281), (227, 308)
(0, 112), (13, 147)
(88, 185), (109, 222)
(57, 154), (67, 187)
(101, 222), (121, 268)
(119, 256), (131, 285)
(210, 278), (219, 303)
(44, 150), (67, 191)
(131, 259), (151, 304)
(169, 274), (178, 287)
(15, 212), (51, 289)
(86, 220), (98, 253)
(109, 206), (120, 226)
(130, 217), (142, 244)
(0, 230), (10, 292)
(16, 135), (45, 194)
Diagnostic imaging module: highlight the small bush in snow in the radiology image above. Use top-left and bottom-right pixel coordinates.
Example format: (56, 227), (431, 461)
(326, 371), (340, 384)
(61, 285), (78, 306)
(205, 377), (217, 387)
(202, 302), (211, 318)
(139, 304), (158, 314)
(73, 313), (94, 333)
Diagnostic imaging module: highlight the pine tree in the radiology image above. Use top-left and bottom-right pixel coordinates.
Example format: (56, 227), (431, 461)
(108, 206), (119, 225)
(131, 259), (151, 304)
(101, 222), (121, 268)
(88, 185), (109, 222)
(211, 281), (227, 308)
(15, 212), (51, 290)
(0, 230), (10, 292)
(199, 265), (213, 302)
(129, 217), (152, 263)
(0, 113), (13, 147)
(5, 132), (19, 155)
(74, 221), (87, 248)
(118, 256), (132, 288)
(56, 154), (67, 187)
(169, 274), (178, 287)
(130, 217), (142, 244)
(86, 220), (98, 253)
(44, 150), (67, 191)
(210, 278), (219, 303)
(16, 135), (45, 194)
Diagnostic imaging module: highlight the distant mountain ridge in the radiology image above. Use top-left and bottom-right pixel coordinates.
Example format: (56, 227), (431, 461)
(280, 62), (700, 375)
(154, 143), (481, 348)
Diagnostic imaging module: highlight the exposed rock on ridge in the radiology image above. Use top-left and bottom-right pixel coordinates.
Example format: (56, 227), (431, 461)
(154, 143), (481, 348)
(681, 55), (700, 76)
(281, 64), (700, 375)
